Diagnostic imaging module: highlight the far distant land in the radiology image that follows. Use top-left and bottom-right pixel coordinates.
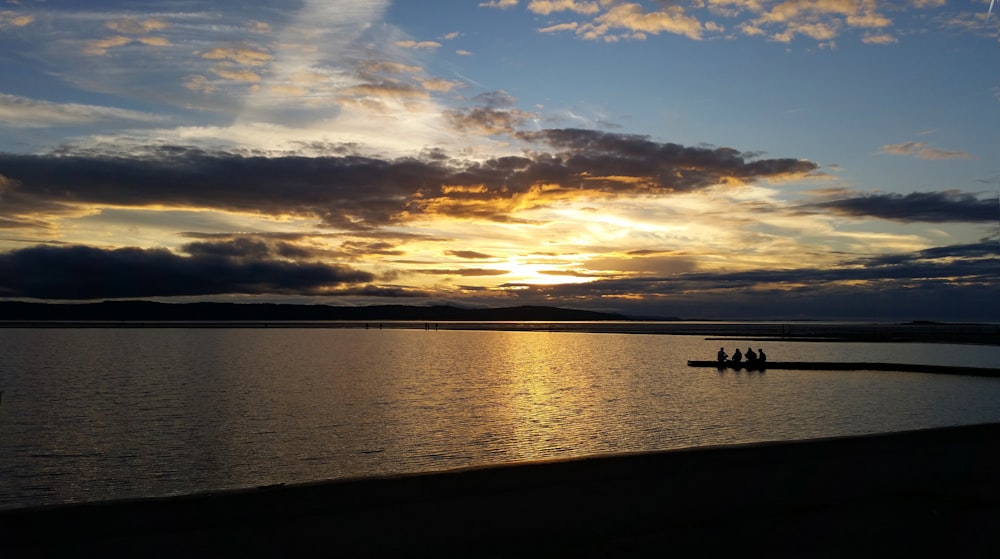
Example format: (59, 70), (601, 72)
(1, 301), (997, 344)
(0, 301), (636, 322)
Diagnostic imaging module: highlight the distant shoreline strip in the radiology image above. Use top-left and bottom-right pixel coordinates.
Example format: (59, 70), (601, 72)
(1, 320), (997, 345)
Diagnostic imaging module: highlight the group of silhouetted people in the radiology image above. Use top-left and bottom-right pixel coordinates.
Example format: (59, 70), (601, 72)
(717, 346), (766, 365)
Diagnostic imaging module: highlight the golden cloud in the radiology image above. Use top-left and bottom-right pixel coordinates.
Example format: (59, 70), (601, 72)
(201, 47), (273, 66)
(84, 36), (132, 56)
(528, 0), (600, 15)
(595, 3), (705, 41)
(880, 142), (974, 160)
(420, 77), (464, 93)
(211, 65), (262, 82)
(138, 36), (171, 47)
(395, 40), (442, 50)
(0, 11), (33, 27)
(522, 0), (933, 45)
(106, 18), (168, 34)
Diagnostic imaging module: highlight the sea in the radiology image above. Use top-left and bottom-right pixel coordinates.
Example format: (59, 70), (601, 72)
(2, 323), (999, 510)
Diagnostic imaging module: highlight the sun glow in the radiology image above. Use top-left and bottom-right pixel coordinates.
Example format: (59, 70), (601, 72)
(502, 260), (595, 285)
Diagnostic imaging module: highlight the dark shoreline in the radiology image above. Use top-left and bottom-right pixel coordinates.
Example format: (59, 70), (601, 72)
(4, 422), (1000, 558)
(1, 301), (997, 344)
(1, 319), (998, 345)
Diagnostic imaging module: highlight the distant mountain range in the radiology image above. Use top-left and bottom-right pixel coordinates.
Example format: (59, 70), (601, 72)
(0, 301), (632, 322)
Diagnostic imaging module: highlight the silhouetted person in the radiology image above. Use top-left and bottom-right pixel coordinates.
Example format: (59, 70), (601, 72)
(732, 348), (743, 363)
(717, 347), (728, 363)
(758, 348), (767, 363)
(746, 347), (757, 364)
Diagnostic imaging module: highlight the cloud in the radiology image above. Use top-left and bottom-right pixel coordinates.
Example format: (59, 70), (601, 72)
(210, 65), (263, 82)
(495, 240), (1000, 319)
(880, 141), (974, 160)
(539, 22), (579, 33)
(0, 94), (169, 128)
(0, 131), (820, 229)
(856, 240), (1000, 267)
(589, 3), (705, 41)
(0, 1), (391, 138)
(417, 268), (510, 276)
(419, 77), (463, 93)
(0, 244), (375, 299)
(82, 18), (173, 55)
(84, 35), (133, 55)
(480, 0), (519, 8)
(201, 46), (273, 66)
(395, 40), (442, 50)
(446, 250), (496, 259)
(504, 0), (945, 44)
(0, 10), (34, 28)
(513, 128), (818, 189)
(798, 191), (997, 223)
(527, 1), (600, 16)
(105, 18), (168, 34)
(446, 106), (532, 135)
(862, 33), (898, 44)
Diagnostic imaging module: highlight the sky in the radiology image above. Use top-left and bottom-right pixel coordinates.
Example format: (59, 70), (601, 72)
(0, 0), (998, 320)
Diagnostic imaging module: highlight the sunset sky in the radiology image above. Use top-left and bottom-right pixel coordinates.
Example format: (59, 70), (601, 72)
(0, 0), (997, 320)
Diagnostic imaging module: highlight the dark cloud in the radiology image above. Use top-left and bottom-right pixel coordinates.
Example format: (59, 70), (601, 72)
(339, 240), (405, 256)
(182, 237), (273, 260)
(0, 148), (444, 229)
(855, 240), (999, 267)
(446, 107), (531, 134)
(473, 90), (518, 109)
(798, 191), (996, 223)
(0, 244), (374, 299)
(445, 250), (495, 259)
(537, 269), (614, 278)
(416, 268), (510, 276)
(0, 130), (820, 229)
(180, 235), (338, 260)
(514, 129), (818, 191)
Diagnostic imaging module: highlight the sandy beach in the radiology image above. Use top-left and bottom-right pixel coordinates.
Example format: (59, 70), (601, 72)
(4, 422), (1000, 557)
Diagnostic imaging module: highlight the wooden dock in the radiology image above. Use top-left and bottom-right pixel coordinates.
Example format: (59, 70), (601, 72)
(686, 360), (1000, 377)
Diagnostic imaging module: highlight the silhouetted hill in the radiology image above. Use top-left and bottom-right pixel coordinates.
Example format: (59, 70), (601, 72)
(0, 301), (629, 322)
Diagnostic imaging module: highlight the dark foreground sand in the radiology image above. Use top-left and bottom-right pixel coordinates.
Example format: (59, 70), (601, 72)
(4, 423), (1000, 558)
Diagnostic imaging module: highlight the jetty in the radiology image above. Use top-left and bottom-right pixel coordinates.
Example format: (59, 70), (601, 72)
(687, 360), (1000, 377)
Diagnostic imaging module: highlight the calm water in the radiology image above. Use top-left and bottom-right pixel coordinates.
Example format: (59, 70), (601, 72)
(2, 326), (999, 510)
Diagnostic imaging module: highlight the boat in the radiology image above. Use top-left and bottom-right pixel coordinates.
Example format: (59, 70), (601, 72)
(687, 360), (1000, 377)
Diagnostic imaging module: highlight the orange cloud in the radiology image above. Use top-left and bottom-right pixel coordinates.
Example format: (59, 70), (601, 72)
(106, 18), (168, 34)
(527, 0), (600, 15)
(0, 11), (33, 27)
(84, 36), (132, 56)
(880, 142), (974, 160)
(395, 40), (442, 50)
(201, 47), (272, 66)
